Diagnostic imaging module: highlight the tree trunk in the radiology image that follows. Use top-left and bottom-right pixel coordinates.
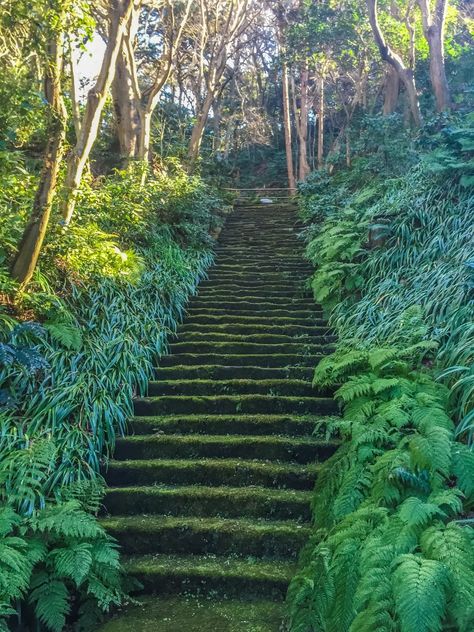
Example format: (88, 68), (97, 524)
(61, 0), (134, 226)
(367, 0), (422, 126)
(11, 35), (67, 287)
(187, 91), (214, 166)
(383, 65), (400, 114)
(418, 0), (450, 111)
(297, 66), (311, 181)
(69, 39), (82, 140)
(112, 41), (141, 161)
(282, 60), (296, 190)
(317, 75), (324, 168)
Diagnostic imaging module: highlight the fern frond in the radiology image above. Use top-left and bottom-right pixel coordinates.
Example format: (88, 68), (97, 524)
(392, 554), (448, 632)
(29, 571), (70, 632)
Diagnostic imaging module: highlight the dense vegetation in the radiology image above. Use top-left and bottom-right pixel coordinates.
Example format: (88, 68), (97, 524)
(287, 113), (474, 631)
(0, 0), (473, 629)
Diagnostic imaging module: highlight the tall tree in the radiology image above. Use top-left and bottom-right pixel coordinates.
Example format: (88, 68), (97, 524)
(61, 0), (135, 226)
(11, 24), (67, 286)
(418, 0), (451, 111)
(366, 0), (422, 126)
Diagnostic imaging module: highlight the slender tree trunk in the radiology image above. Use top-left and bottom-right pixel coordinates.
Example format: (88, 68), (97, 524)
(317, 75), (324, 168)
(418, 0), (450, 111)
(69, 39), (82, 140)
(383, 65), (400, 114)
(282, 60), (296, 190)
(61, 0), (134, 226)
(367, 0), (422, 126)
(11, 35), (67, 287)
(297, 65), (311, 181)
(187, 91), (214, 166)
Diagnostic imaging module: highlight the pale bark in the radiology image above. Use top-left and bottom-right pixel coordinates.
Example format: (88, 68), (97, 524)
(383, 65), (400, 114)
(61, 0), (135, 226)
(11, 35), (67, 287)
(418, 0), (451, 111)
(69, 39), (82, 139)
(317, 75), (324, 168)
(282, 60), (296, 190)
(296, 65), (311, 181)
(112, 4), (141, 161)
(367, 0), (422, 126)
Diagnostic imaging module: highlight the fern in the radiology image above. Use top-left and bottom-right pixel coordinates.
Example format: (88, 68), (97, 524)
(44, 321), (83, 351)
(392, 555), (448, 632)
(29, 571), (70, 632)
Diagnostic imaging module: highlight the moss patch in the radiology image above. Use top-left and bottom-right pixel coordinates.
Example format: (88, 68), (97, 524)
(98, 595), (285, 632)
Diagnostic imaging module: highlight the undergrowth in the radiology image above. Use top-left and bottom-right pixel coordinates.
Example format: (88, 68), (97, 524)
(0, 160), (226, 629)
(288, 113), (474, 632)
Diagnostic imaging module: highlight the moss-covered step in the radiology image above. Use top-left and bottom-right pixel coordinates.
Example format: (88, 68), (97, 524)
(122, 553), (294, 599)
(168, 341), (332, 356)
(193, 293), (314, 305)
(133, 394), (338, 416)
(185, 306), (318, 319)
(147, 378), (319, 397)
(113, 434), (338, 463)
(106, 457), (321, 489)
(101, 514), (310, 558)
(178, 323), (329, 336)
(103, 484), (312, 521)
(187, 299), (316, 311)
(153, 365), (314, 381)
(183, 314), (326, 327)
(174, 332), (329, 346)
(197, 285), (309, 296)
(98, 595), (285, 632)
(160, 352), (324, 367)
(129, 413), (334, 437)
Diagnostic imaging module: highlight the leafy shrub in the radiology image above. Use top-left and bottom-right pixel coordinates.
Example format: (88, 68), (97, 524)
(288, 346), (474, 632)
(0, 488), (128, 632)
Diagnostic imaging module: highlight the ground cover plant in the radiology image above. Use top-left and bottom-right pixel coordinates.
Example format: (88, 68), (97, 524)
(287, 113), (474, 632)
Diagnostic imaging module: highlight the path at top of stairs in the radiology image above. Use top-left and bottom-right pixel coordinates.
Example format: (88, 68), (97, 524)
(99, 205), (338, 631)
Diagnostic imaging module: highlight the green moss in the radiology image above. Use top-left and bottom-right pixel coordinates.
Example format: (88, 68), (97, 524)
(129, 413), (335, 436)
(100, 514), (310, 558)
(98, 595), (285, 632)
(147, 377), (318, 397)
(114, 433), (338, 463)
(106, 457), (321, 489)
(184, 314), (326, 326)
(122, 553), (294, 598)
(153, 365), (315, 380)
(104, 484), (312, 521)
(134, 394), (338, 416)
(161, 353), (324, 368)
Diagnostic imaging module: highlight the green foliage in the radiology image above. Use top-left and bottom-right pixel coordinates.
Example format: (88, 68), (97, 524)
(302, 113), (474, 433)
(0, 492), (127, 632)
(288, 348), (474, 632)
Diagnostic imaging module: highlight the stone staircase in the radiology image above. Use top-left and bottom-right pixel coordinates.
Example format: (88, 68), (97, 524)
(101, 205), (339, 625)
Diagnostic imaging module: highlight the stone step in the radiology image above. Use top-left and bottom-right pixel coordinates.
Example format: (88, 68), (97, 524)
(185, 306), (319, 318)
(104, 484), (312, 521)
(191, 294), (315, 306)
(160, 353), (324, 367)
(178, 323), (329, 336)
(153, 365), (315, 381)
(168, 341), (332, 355)
(106, 457), (321, 489)
(114, 434), (338, 463)
(175, 332), (332, 345)
(123, 553), (294, 600)
(147, 377), (330, 397)
(128, 414), (332, 437)
(183, 314), (326, 327)
(101, 515), (310, 559)
(134, 394), (338, 416)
